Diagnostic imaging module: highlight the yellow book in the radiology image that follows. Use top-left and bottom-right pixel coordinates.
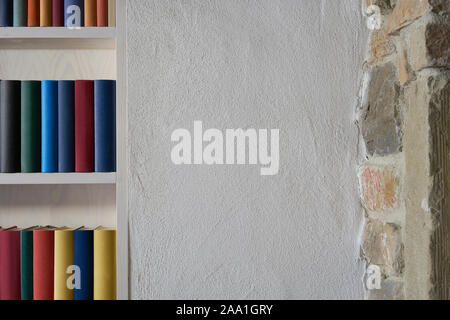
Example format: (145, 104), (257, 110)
(94, 227), (116, 300)
(54, 227), (74, 300)
(108, 0), (116, 27)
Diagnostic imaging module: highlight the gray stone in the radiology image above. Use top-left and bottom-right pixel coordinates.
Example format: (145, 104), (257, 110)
(361, 63), (402, 156)
(367, 279), (405, 300)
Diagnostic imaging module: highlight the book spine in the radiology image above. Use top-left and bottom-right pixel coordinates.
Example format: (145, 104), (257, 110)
(0, 0), (13, 26)
(94, 80), (116, 172)
(84, 0), (96, 26)
(33, 230), (54, 300)
(52, 0), (64, 26)
(58, 81), (75, 172)
(27, 0), (39, 26)
(54, 230), (74, 300)
(64, 0), (84, 27)
(96, 0), (107, 26)
(107, 0), (114, 26)
(21, 81), (41, 173)
(13, 0), (27, 26)
(40, 0), (52, 26)
(0, 231), (21, 300)
(41, 81), (58, 173)
(0, 80), (21, 173)
(20, 230), (33, 300)
(73, 230), (93, 300)
(75, 80), (94, 172)
(94, 229), (116, 300)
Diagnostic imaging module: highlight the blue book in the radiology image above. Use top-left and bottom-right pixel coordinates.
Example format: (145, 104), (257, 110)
(58, 81), (75, 172)
(64, 0), (84, 27)
(74, 228), (93, 300)
(94, 80), (116, 172)
(13, 0), (26, 26)
(0, 0), (13, 26)
(42, 81), (58, 173)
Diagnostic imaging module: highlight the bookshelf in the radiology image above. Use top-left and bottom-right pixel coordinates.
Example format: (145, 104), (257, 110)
(0, 1), (128, 300)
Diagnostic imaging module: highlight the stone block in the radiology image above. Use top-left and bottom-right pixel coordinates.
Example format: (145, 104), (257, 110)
(360, 166), (397, 211)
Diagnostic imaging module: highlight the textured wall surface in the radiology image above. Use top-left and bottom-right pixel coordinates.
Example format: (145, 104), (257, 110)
(127, 0), (368, 299)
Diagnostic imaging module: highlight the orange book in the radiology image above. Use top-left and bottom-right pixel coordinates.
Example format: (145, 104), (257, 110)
(28, 0), (40, 27)
(97, 0), (107, 27)
(85, 0), (96, 26)
(40, 0), (52, 26)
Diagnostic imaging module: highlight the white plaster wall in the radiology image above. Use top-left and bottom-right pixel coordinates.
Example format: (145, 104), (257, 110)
(127, 0), (368, 299)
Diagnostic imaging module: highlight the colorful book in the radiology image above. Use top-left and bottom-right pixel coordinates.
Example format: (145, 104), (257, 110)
(13, 0), (27, 26)
(52, 0), (64, 26)
(94, 80), (116, 172)
(75, 80), (94, 172)
(108, 0), (114, 27)
(64, 0), (84, 27)
(96, 0), (107, 26)
(94, 227), (116, 300)
(33, 227), (55, 300)
(21, 81), (41, 173)
(21, 226), (39, 300)
(40, 0), (52, 26)
(73, 228), (93, 300)
(0, 0), (13, 26)
(0, 80), (21, 173)
(27, 0), (39, 26)
(58, 81), (75, 172)
(41, 80), (58, 173)
(84, 0), (96, 26)
(54, 227), (74, 300)
(0, 227), (21, 300)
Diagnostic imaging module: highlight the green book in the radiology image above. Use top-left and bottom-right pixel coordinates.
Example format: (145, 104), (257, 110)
(21, 227), (38, 300)
(21, 81), (41, 173)
(13, 0), (27, 27)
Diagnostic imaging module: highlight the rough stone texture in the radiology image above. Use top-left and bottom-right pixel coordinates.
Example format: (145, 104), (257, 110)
(367, 278), (405, 299)
(386, 0), (429, 34)
(361, 63), (402, 156)
(360, 166), (397, 211)
(409, 23), (450, 71)
(429, 0), (450, 14)
(398, 42), (410, 84)
(362, 219), (404, 276)
(369, 28), (396, 63)
(127, 0), (368, 299)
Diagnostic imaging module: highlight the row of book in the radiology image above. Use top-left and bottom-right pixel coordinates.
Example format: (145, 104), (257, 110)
(0, 226), (116, 300)
(0, 0), (116, 27)
(0, 80), (116, 173)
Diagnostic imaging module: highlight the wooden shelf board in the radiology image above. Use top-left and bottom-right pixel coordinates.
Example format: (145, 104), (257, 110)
(0, 172), (116, 185)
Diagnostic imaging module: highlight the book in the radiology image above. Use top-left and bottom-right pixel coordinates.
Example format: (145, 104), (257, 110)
(21, 81), (41, 173)
(64, 0), (84, 27)
(73, 227), (93, 300)
(0, 80), (21, 173)
(13, 0), (27, 26)
(94, 80), (116, 172)
(40, 0), (52, 26)
(96, 0), (107, 26)
(21, 226), (39, 300)
(41, 80), (58, 173)
(75, 80), (94, 172)
(54, 227), (74, 300)
(27, 0), (39, 26)
(108, 0), (114, 27)
(0, 227), (21, 300)
(93, 227), (116, 300)
(84, 0), (96, 26)
(0, 0), (13, 26)
(58, 81), (75, 172)
(33, 227), (55, 300)
(52, 0), (64, 26)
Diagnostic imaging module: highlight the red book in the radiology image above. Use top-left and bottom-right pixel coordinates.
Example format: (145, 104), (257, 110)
(52, 0), (64, 26)
(97, 0), (108, 26)
(33, 229), (55, 300)
(75, 80), (94, 172)
(28, 0), (40, 27)
(0, 227), (21, 300)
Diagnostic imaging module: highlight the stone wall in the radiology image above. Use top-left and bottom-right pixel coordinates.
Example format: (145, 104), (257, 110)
(359, 0), (450, 299)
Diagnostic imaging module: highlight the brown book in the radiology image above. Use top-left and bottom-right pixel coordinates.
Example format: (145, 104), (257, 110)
(40, 0), (52, 26)
(84, 0), (96, 26)
(28, 0), (40, 27)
